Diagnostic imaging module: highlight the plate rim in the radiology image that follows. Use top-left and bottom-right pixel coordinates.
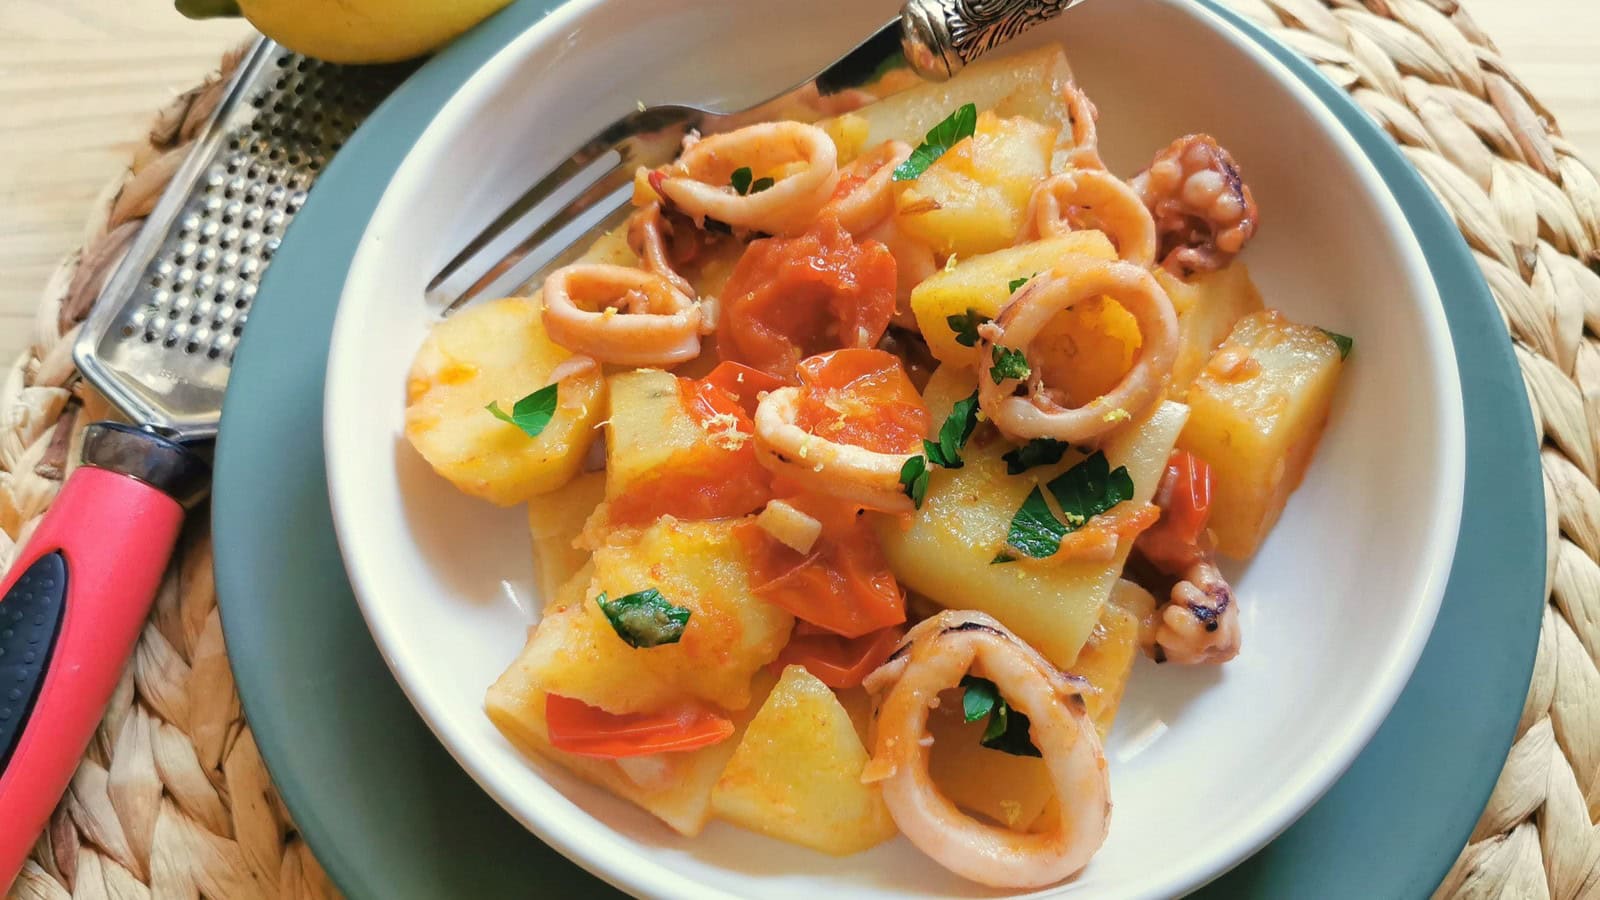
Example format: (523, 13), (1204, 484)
(212, 0), (1543, 897)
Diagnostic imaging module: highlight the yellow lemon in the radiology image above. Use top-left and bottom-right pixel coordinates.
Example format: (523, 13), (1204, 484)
(182, 0), (517, 64)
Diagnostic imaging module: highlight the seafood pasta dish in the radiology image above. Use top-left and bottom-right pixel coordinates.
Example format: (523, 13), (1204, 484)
(401, 44), (1349, 889)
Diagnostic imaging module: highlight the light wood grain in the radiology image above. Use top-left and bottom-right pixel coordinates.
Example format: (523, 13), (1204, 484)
(1, 0), (1596, 370)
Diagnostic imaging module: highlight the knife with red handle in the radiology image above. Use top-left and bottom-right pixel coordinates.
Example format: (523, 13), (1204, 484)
(0, 423), (208, 888)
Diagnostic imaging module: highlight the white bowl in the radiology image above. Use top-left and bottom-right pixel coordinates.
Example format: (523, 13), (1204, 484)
(324, 0), (1465, 896)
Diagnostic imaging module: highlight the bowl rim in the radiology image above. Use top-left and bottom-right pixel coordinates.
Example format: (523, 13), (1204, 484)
(321, 0), (1466, 896)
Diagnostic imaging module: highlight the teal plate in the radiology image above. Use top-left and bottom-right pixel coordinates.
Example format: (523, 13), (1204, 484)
(213, 1), (1543, 896)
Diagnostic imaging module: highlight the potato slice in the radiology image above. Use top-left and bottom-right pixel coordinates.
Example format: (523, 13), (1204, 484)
(487, 597), (776, 837)
(1179, 310), (1345, 558)
(507, 518), (792, 715)
(711, 666), (896, 855)
(926, 694), (1055, 831)
(876, 365), (1188, 668)
(1032, 294), (1144, 410)
(528, 470), (606, 602)
(404, 229), (633, 505)
(893, 111), (1056, 257)
(1159, 264), (1267, 399)
(909, 232), (1117, 367)
(604, 369), (706, 502)
(404, 297), (606, 505)
(842, 45), (1077, 150)
(603, 368), (769, 524)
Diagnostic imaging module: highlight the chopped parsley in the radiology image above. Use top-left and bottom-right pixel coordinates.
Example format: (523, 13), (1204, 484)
(997, 451), (1134, 560)
(1002, 438), (1070, 475)
(596, 588), (690, 648)
(1008, 273), (1039, 294)
(730, 167), (775, 196)
(959, 676), (1041, 757)
(1319, 327), (1354, 360)
(893, 102), (978, 182)
(990, 346), (1031, 384)
(486, 383), (559, 438)
(961, 675), (999, 722)
(998, 487), (1066, 560)
(901, 391), (982, 510)
(923, 391), (980, 469)
(899, 455), (930, 508)
(946, 308), (990, 348)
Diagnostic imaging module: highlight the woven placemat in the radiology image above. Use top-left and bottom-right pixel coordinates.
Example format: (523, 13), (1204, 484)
(4, 1), (1597, 897)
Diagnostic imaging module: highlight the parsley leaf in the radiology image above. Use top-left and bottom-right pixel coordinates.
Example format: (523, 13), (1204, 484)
(959, 676), (1041, 757)
(1000, 487), (1066, 560)
(923, 391), (980, 469)
(990, 346), (1031, 384)
(980, 704), (1041, 756)
(960, 675), (999, 722)
(902, 392), (980, 507)
(946, 308), (990, 348)
(729, 167), (774, 196)
(596, 588), (690, 648)
(899, 455), (930, 508)
(893, 102), (978, 182)
(1002, 438), (1069, 475)
(1008, 272), (1039, 294)
(1319, 327), (1354, 360)
(486, 384), (559, 438)
(1048, 450), (1135, 528)
(998, 451), (1135, 560)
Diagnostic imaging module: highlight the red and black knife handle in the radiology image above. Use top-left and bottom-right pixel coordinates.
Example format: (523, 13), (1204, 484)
(0, 423), (208, 889)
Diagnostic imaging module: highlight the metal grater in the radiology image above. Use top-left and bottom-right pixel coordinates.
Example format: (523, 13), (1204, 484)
(74, 39), (410, 442)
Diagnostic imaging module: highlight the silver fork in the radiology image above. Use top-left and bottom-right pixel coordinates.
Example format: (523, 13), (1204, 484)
(425, 0), (1089, 312)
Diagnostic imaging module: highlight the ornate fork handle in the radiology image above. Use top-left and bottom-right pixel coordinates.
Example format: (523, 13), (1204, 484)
(901, 0), (1089, 80)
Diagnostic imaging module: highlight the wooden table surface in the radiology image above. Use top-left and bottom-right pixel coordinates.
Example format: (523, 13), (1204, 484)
(2, 0), (1597, 367)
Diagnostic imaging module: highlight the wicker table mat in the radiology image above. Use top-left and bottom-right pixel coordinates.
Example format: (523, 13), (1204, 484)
(5, 1), (1599, 897)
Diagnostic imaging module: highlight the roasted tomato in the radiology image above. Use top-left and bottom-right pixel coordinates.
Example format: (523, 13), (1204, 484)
(738, 490), (906, 639)
(720, 216), (897, 380)
(793, 349), (930, 454)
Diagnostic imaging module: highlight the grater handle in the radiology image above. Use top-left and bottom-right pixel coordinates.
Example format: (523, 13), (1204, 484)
(0, 425), (205, 888)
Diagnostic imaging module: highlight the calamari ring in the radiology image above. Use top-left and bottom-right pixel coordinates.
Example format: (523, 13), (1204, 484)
(978, 259), (1178, 444)
(864, 216), (938, 330)
(862, 610), (1110, 889)
(824, 140), (913, 235)
(655, 121), (839, 236)
(1059, 83), (1105, 171)
(540, 263), (701, 367)
(626, 202), (695, 299)
(752, 386), (915, 513)
(1022, 170), (1158, 268)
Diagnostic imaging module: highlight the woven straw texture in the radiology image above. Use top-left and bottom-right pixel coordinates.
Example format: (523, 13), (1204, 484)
(4, 0), (1598, 897)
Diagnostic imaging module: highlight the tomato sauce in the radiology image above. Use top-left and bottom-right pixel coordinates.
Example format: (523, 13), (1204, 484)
(604, 366), (778, 527)
(720, 216), (896, 380)
(793, 349), (930, 455)
(738, 489), (905, 639)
